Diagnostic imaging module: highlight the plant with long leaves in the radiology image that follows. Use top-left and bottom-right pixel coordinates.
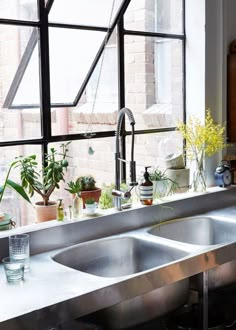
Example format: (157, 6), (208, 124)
(149, 167), (179, 197)
(14, 142), (71, 206)
(0, 160), (31, 206)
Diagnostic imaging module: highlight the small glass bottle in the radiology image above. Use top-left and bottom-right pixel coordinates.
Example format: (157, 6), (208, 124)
(57, 199), (64, 221)
(73, 193), (83, 219)
(139, 166), (153, 205)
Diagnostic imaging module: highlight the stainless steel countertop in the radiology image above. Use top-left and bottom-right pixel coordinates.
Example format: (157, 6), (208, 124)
(1, 188), (236, 330)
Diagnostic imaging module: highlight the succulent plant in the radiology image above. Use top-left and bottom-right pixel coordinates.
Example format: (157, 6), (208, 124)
(85, 197), (95, 204)
(76, 176), (97, 191)
(65, 180), (81, 194)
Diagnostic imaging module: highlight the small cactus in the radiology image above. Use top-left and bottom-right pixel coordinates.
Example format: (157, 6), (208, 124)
(76, 176), (97, 191)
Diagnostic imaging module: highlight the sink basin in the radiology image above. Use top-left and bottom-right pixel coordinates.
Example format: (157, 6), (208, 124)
(53, 236), (188, 277)
(53, 235), (189, 328)
(149, 216), (236, 291)
(149, 216), (236, 246)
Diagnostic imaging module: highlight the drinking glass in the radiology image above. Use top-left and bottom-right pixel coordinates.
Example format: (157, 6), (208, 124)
(9, 234), (30, 271)
(2, 257), (24, 283)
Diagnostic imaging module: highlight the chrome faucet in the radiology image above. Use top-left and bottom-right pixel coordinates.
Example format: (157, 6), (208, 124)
(112, 108), (138, 210)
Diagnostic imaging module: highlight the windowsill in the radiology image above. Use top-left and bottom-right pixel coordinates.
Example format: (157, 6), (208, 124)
(0, 185), (232, 239)
(142, 103), (176, 128)
(73, 102), (118, 125)
(21, 108), (57, 123)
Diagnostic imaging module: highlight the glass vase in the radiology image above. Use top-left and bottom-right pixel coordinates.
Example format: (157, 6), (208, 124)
(72, 193), (83, 219)
(193, 158), (206, 192)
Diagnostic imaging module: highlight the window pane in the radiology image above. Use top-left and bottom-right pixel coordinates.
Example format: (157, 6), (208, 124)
(0, 145), (42, 227)
(48, 138), (115, 209)
(49, 0), (124, 27)
(125, 36), (184, 130)
(51, 35), (118, 135)
(0, 26), (41, 140)
(49, 28), (106, 104)
(127, 131), (183, 178)
(124, 0), (183, 34)
(0, 0), (38, 21)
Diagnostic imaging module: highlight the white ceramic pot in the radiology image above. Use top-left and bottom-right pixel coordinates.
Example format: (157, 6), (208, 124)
(166, 168), (190, 192)
(85, 202), (98, 215)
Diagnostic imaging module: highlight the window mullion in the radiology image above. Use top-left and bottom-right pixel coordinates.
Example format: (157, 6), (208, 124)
(38, 0), (51, 147)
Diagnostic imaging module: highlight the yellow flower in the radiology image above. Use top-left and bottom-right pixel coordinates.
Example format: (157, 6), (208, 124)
(177, 109), (228, 162)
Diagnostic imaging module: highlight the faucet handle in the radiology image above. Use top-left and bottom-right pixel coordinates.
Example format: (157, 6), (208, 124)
(112, 189), (131, 200)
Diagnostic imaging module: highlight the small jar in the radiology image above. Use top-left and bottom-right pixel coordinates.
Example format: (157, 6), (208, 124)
(0, 213), (15, 231)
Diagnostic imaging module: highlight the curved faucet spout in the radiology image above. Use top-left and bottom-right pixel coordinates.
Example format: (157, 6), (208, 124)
(113, 108), (138, 211)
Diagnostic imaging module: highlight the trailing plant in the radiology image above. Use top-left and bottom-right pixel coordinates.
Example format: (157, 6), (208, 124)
(14, 142), (71, 206)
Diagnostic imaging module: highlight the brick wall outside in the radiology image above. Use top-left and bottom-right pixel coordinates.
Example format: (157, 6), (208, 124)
(0, 0), (183, 225)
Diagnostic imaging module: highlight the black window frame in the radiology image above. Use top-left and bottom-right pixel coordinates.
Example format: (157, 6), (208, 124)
(0, 0), (186, 183)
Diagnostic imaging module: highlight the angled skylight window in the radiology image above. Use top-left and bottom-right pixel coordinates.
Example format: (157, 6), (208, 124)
(4, 0), (129, 109)
(11, 38), (40, 108)
(49, 28), (106, 105)
(8, 28), (105, 107)
(49, 0), (124, 27)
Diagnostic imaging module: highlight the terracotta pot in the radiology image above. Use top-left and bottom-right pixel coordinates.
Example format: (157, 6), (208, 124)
(80, 188), (102, 208)
(35, 201), (57, 222)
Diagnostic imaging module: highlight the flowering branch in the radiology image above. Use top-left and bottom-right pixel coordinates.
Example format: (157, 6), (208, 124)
(177, 109), (228, 191)
(177, 109), (228, 162)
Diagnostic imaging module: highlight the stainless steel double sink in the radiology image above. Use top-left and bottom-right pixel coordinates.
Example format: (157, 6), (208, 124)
(52, 215), (236, 329)
(53, 215), (236, 281)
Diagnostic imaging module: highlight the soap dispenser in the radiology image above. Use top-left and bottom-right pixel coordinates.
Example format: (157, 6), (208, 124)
(139, 166), (153, 205)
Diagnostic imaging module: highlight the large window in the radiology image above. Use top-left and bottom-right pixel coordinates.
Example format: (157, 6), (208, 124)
(0, 0), (185, 226)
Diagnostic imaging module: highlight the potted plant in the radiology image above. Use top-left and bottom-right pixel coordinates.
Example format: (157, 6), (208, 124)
(14, 142), (71, 222)
(177, 109), (228, 192)
(76, 175), (101, 208)
(149, 167), (179, 198)
(0, 159), (31, 230)
(84, 197), (98, 215)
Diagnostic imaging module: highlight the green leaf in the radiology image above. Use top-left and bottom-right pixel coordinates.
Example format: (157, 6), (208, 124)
(6, 179), (31, 204)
